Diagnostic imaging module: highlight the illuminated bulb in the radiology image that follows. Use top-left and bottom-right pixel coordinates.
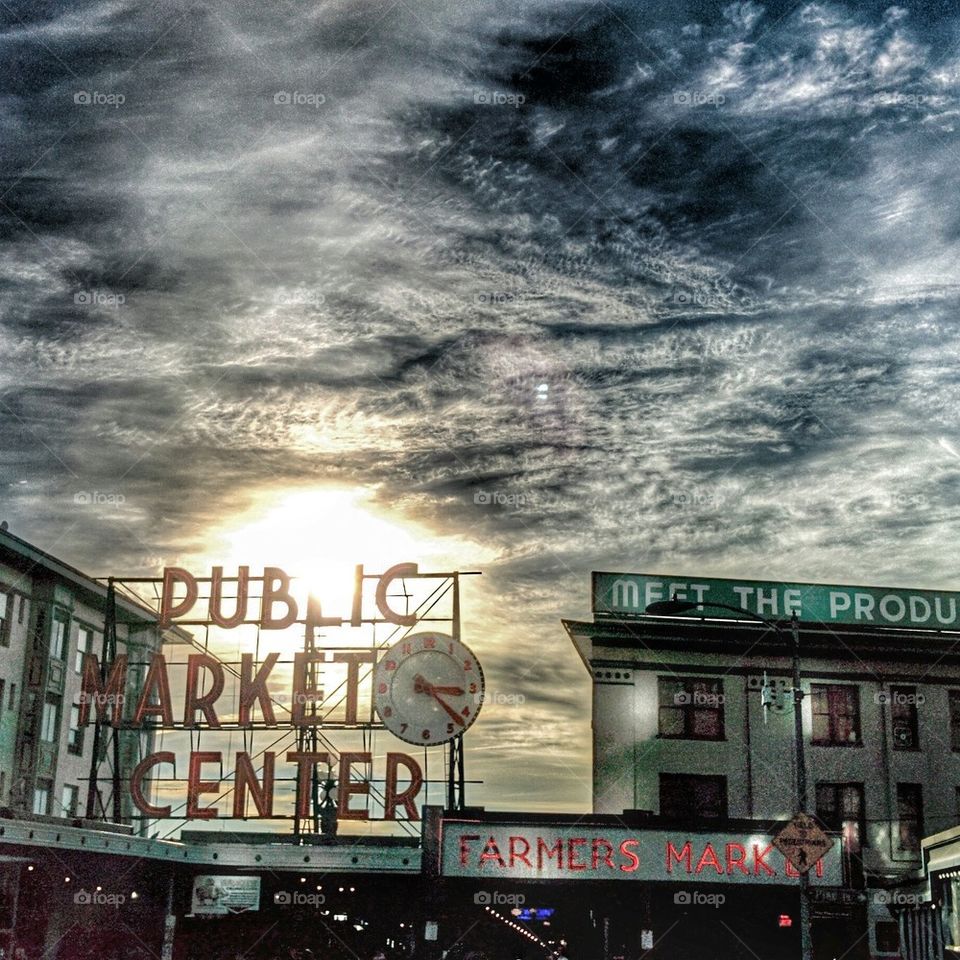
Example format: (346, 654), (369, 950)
(27, 866), (34, 872)
(131, 892), (138, 900)
(64, 877), (71, 883)
(96, 886), (102, 892)
(300, 877), (306, 883)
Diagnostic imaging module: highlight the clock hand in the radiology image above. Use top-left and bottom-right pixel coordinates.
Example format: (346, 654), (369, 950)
(413, 674), (465, 697)
(431, 691), (466, 727)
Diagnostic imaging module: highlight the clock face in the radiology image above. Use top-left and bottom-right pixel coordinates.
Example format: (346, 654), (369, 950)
(373, 632), (484, 745)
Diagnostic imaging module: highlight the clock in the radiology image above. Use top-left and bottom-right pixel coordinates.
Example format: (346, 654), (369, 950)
(373, 632), (484, 745)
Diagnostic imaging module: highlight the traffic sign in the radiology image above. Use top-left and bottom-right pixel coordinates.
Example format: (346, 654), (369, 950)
(773, 813), (833, 874)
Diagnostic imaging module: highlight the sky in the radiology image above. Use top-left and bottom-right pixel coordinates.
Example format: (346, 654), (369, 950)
(2, 0), (960, 828)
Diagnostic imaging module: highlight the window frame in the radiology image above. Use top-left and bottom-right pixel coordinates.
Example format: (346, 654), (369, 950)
(657, 676), (726, 741)
(659, 772), (729, 821)
(895, 782), (924, 854)
(67, 703), (85, 755)
(810, 683), (862, 746)
(40, 696), (61, 743)
(49, 612), (69, 661)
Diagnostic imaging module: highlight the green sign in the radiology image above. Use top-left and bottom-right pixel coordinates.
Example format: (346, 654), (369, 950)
(592, 572), (960, 631)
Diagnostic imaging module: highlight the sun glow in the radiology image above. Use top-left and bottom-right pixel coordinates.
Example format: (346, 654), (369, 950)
(192, 486), (489, 627)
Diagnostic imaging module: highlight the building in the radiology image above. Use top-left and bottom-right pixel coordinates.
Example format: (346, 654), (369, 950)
(0, 524), (182, 827)
(564, 570), (960, 959)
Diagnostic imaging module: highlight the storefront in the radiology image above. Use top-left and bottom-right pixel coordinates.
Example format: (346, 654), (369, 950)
(422, 808), (857, 960)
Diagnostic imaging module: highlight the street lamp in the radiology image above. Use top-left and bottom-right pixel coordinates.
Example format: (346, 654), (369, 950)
(645, 595), (813, 960)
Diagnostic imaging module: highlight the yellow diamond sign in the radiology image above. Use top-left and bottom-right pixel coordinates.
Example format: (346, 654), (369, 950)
(773, 813), (833, 874)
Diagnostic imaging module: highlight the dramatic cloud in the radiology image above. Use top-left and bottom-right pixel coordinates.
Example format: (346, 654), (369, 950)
(2, 0), (960, 818)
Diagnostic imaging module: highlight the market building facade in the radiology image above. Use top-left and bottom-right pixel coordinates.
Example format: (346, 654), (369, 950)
(563, 571), (960, 959)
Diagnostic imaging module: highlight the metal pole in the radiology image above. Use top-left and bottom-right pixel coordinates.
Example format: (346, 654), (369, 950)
(790, 613), (813, 960)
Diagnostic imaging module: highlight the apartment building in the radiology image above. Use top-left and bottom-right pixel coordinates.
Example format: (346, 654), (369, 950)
(564, 571), (960, 960)
(0, 524), (179, 829)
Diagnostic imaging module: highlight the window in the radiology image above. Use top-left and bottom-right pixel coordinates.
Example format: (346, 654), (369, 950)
(657, 677), (725, 740)
(896, 783), (923, 853)
(0, 679), (4, 715)
(659, 773), (728, 820)
(811, 684), (861, 745)
(40, 697), (60, 742)
(67, 704), (84, 755)
(49, 614), (68, 660)
(951, 692), (960, 751)
(32, 781), (51, 816)
(17, 595), (25, 624)
(0, 592), (8, 646)
(7, 682), (14, 710)
(816, 782), (866, 887)
(75, 626), (95, 674)
(875, 921), (900, 954)
(890, 686), (920, 750)
(61, 784), (80, 818)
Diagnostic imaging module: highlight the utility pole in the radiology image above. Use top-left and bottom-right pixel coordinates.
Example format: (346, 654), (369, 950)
(791, 612), (813, 960)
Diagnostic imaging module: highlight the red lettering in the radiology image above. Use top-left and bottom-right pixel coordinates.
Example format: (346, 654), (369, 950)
(232, 751), (275, 818)
(129, 751), (174, 818)
(132, 654), (172, 726)
(285, 751), (330, 819)
(208, 566), (249, 628)
(186, 751), (222, 819)
(384, 753), (422, 821)
(725, 842), (749, 875)
(666, 841), (692, 874)
(509, 836), (532, 868)
(695, 842), (724, 875)
(754, 844), (775, 876)
(479, 836), (506, 868)
(261, 566), (298, 629)
(239, 653), (278, 725)
(592, 838), (615, 870)
(184, 654), (224, 727)
(160, 567), (197, 627)
(567, 838), (588, 871)
(338, 752), (371, 821)
(537, 837), (564, 870)
(333, 651), (376, 723)
(619, 839), (640, 873)
(459, 834), (481, 866)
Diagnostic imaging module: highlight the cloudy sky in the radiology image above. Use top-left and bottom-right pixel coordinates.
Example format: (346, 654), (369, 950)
(3, 0), (960, 827)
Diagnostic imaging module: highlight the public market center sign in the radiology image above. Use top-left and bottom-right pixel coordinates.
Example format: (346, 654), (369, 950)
(593, 572), (960, 630)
